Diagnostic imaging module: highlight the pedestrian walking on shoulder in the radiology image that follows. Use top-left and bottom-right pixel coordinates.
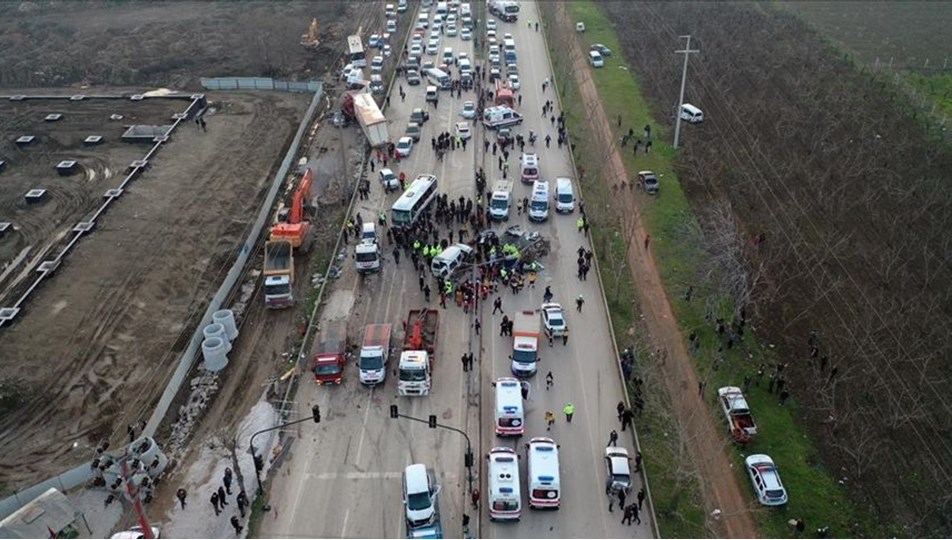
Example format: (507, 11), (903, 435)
(563, 402), (575, 423)
(637, 487), (646, 509)
(474, 319), (481, 335)
(562, 329), (569, 346)
(546, 371), (554, 390)
(223, 467), (233, 494)
(230, 515), (243, 535)
(461, 353), (469, 372)
(210, 492), (221, 516)
(621, 408), (635, 431)
(218, 485), (228, 506)
(634, 451), (643, 473)
(617, 400), (626, 422)
(236, 490), (249, 518)
(424, 284), (431, 303)
(608, 429), (618, 446)
(493, 296), (503, 314)
(545, 410), (555, 430)
(622, 504), (635, 525)
(471, 488), (480, 509)
(176, 488), (187, 509)
(576, 295), (584, 312)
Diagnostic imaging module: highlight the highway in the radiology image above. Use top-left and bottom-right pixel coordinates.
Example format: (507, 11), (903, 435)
(260, 1), (653, 538)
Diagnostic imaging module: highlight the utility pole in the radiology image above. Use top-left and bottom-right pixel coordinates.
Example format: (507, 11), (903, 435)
(249, 405), (322, 495)
(673, 35), (699, 150)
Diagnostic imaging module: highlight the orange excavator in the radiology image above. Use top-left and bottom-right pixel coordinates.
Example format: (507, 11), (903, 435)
(270, 168), (315, 252)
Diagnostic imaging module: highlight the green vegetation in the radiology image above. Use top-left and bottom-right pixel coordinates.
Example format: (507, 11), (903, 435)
(543, 1), (884, 537)
(902, 72), (952, 118)
(246, 492), (270, 538)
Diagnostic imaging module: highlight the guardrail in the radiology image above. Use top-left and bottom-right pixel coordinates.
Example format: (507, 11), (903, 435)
(200, 77), (321, 93)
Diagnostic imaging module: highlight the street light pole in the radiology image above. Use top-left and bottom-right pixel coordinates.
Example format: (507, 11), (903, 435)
(389, 407), (475, 494)
(249, 405), (322, 495)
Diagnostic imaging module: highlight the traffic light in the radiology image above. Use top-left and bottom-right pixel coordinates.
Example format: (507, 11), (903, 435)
(254, 454), (264, 472)
(312, 405), (321, 423)
(390, 405), (399, 419)
(428, 415), (437, 429)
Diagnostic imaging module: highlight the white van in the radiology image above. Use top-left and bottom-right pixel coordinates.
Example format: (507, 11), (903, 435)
(680, 103), (704, 123)
(431, 243), (474, 278)
(528, 180), (550, 222)
(404, 464), (440, 528)
(526, 437), (561, 509)
(589, 50), (604, 68)
(425, 68), (451, 90)
(493, 377), (525, 436)
(487, 447), (522, 521)
(482, 106), (523, 129)
(360, 222), (377, 245)
(442, 47), (455, 66)
(520, 153), (539, 184)
(436, 1), (449, 19)
(398, 0), (408, 13)
(554, 177), (575, 213)
(425, 85), (439, 103)
(489, 179), (514, 221)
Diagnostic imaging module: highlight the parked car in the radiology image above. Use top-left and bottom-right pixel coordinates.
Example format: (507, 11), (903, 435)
(487, 19), (497, 31)
(455, 121), (472, 140)
(405, 122), (422, 142)
(379, 168), (400, 191)
(410, 43), (423, 57)
(395, 136), (414, 157)
(446, 24), (458, 37)
(604, 447), (632, 495)
(589, 50), (604, 68)
(461, 27), (472, 41)
(497, 127), (512, 145)
(508, 74), (521, 90)
(745, 454), (788, 506)
(407, 69), (422, 86)
(410, 108), (430, 124)
(591, 43), (612, 56)
(637, 170), (659, 195)
(459, 101), (477, 119)
(541, 303), (566, 338)
(111, 526), (161, 540)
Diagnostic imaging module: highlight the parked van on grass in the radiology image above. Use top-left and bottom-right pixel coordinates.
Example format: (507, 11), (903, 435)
(680, 103), (704, 123)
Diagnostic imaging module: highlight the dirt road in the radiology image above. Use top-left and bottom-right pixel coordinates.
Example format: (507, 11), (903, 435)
(551, 2), (758, 537)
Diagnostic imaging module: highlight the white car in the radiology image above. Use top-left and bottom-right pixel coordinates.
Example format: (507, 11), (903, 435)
(487, 19), (497, 31)
(371, 56), (384, 74)
(111, 526), (161, 539)
(541, 303), (566, 338)
(427, 40), (439, 56)
(605, 447), (633, 495)
(487, 28), (497, 38)
(745, 454), (789, 506)
(446, 24), (458, 37)
(503, 32), (513, 40)
(396, 136), (414, 157)
(459, 101), (477, 119)
(430, 28), (440, 40)
(383, 44), (392, 58)
(455, 121), (472, 140)
(508, 74), (520, 90)
(410, 43), (423, 57)
(461, 27), (472, 41)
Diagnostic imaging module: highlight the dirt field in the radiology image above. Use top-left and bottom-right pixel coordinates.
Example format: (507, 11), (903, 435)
(0, 1), (355, 89)
(598, 1), (952, 535)
(0, 90), (309, 491)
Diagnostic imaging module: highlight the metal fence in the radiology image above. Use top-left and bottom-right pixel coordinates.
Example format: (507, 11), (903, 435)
(200, 77), (321, 93)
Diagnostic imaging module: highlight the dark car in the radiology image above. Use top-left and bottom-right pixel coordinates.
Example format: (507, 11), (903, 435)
(410, 108), (430, 125)
(591, 43), (613, 57)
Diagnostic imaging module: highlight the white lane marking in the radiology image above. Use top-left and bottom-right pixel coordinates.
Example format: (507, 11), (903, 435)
(308, 471), (459, 480)
(354, 389), (375, 463)
(341, 508), (351, 537)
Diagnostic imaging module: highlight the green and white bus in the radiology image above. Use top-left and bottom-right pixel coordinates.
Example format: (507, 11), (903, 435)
(392, 174), (439, 227)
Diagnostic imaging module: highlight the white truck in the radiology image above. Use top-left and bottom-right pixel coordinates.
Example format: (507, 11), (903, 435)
(355, 242), (381, 274)
(489, 179), (514, 221)
(359, 324), (392, 386)
(263, 240), (294, 309)
(397, 351), (432, 396)
(352, 92), (390, 148)
(718, 386), (758, 443)
(511, 310), (541, 377)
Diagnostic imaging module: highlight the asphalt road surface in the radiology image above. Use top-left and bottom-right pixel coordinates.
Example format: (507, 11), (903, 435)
(260, 1), (653, 538)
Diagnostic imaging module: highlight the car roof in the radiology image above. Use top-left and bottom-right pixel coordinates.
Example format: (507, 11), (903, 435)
(399, 136), (412, 143)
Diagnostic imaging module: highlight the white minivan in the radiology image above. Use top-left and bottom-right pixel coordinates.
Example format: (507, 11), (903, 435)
(526, 437), (561, 509)
(488, 447), (522, 521)
(680, 103), (704, 123)
(493, 377), (525, 436)
(431, 243), (474, 278)
(554, 177), (575, 213)
(589, 50), (604, 68)
(404, 464), (440, 528)
(528, 180), (550, 222)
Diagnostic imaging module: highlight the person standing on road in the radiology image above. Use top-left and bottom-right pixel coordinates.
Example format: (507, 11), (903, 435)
(210, 492), (220, 516)
(493, 296), (503, 314)
(461, 353), (469, 373)
(230, 515), (243, 535)
(218, 485), (228, 506)
(637, 487), (646, 510)
(576, 295), (584, 312)
(236, 490), (249, 518)
(545, 134), (551, 148)
(471, 488), (480, 509)
(621, 407), (635, 431)
(176, 488), (187, 509)
(474, 319), (481, 335)
(562, 328), (569, 346)
(617, 401), (626, 422)
(610, 489), (627, 513)
(608, 429), (618, 446)
(622, 504), (635, 525)
(500, 314), (510, 336)
(563, 403), (575, 423)
(644, 234), (651, 250)
(223, 467), (233, 495)
(424, 284), (431, 303)
(634, 451), (643, 473)
(545, 410), (555, 430)
(546, 371), (554, 390)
